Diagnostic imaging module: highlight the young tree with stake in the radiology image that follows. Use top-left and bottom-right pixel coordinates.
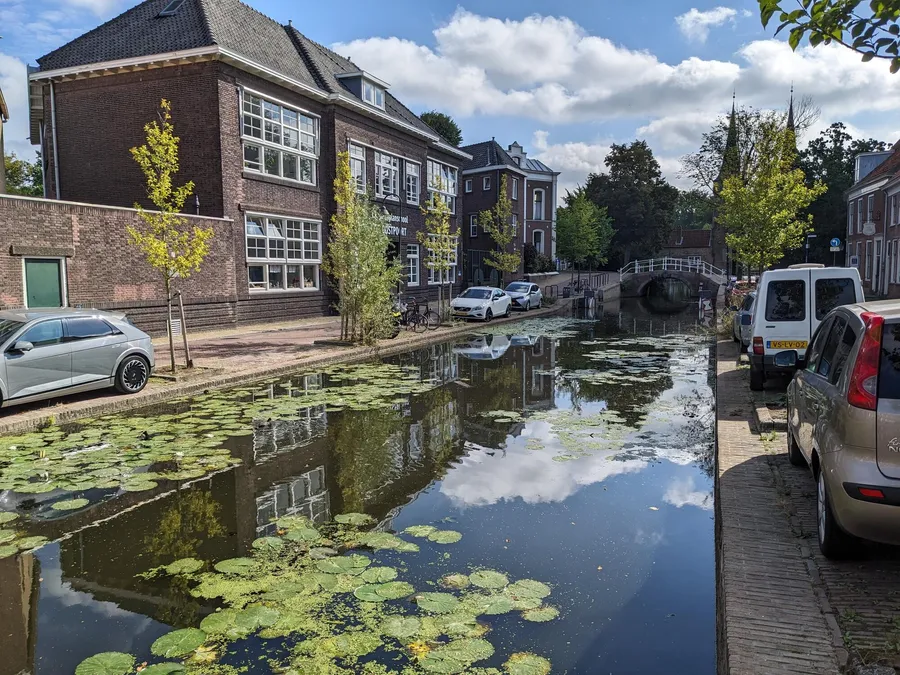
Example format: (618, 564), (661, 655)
(480, 174), (521, 287)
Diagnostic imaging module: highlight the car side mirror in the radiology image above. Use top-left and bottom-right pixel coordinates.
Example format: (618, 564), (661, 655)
(13, 340), (34, 353)
(774, 350), (798, 368)
(729, 305), (738, 312)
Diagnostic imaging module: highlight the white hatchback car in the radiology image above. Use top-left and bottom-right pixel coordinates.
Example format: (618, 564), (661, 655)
(450, 287), (512, 321)
(505, 282), (543, 311)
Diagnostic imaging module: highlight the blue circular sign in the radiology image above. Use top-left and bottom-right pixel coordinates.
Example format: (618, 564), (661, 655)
(830, 238), (841, 247)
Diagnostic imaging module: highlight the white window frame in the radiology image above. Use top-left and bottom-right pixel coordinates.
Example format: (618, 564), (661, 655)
(375, 151), (400, 199)
(512, 213), (518, 235)
(868, 194), (875, 222)
(866, 239), (873, 280)
(349, 143), (366, 193)
(464, 178), (473, 193)
(858, 198), (863, 233)
(512, 177), (519, 200)
(241, 90), (319, 186)
(426, 234), (458, 285)
(533, 188), (545, 220)
(405, 162), (420, 205)
(848, 201), (855, 236)
(483, 176), (491, 191)
(427, 160), (458, 214)
(362, 80), (385, 109)
(245, 213), (322, 292)
(470, 215), (478, 237)
(22, 257), (68, 308)
(532, 228), (543, 253)
(406, 244), (420, 287)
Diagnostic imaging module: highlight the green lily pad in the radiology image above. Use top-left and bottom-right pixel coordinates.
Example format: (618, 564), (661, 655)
(521, 606), (559, 622)
(0, 529), (16, 544)
(252, 537), (284, 551)
(503, 652), (552, 675)
(470, 593), (515, 615)
(0, 545), (18, 558)
(139, 664), (185, 675)
(382, 616), (421, 639)
(416, 592), (460, 614)
(427, 530), (462, 544)
(165, 558), (203, 575)
(395, 541), (421, 553)
(214, 557), (256, 575)
(200, 609), (243, 636)
(0, 512), (18, 525)
(315, 554), (371, 575)
(361, 566), (398, 583)
(122, 480), (158, 492)
(276, 515), (312, 530)
(358, 532), (412, 551)
(440, 574), (470, 590)
(469, 570), (509, 590)
(403, 525), (437, 537)
(150, 628), (207, 657)
(506, 579), (551, 601)
(353, 581), (414, 602)
(421, 639), (495, 673)
(283, 528), (320, 543)
(235, 605), (281, 631)
(334, 512), (374, 526)
(16, 536), (48, 552)
(74, 651), (136, 675)
(51, 498), (90, 511)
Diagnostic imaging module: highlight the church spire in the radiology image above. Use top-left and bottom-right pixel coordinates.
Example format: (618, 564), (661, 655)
(786, 85), (800, 165)
(716, 92), (740, 193)
(787, 84), (796, 134)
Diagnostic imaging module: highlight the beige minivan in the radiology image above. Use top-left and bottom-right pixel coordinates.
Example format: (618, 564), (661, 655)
(786, 300), (900, 558)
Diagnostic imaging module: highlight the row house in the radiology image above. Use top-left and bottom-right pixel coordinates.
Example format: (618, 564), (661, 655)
(459, 140), (558, 286)
(846, 143), (900, 298)
(11, 0), (469, 329)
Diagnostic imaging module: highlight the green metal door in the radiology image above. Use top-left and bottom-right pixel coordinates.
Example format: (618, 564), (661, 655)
(24, 259), (63, 308)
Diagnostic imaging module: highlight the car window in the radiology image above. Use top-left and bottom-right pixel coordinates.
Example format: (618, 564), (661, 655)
(506, 283), (529, 293)
(19, 320), (64, 348)
(879, 321), (900, 400)
(815, 278), (857, 320)
(741, 294), (755, 312)
(460, 289), (491, 300)
(817, 316), (847, 381)
(805, 317), (833, 373)
(765, 280), (805, 322)
(67, 318), (117, 340)
(0, 319), (25, 346)
(829, 323), (858, 386)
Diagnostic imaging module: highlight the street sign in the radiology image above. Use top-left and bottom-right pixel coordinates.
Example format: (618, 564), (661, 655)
(830, 238), (841, 248)
(830, 246), (841, 252)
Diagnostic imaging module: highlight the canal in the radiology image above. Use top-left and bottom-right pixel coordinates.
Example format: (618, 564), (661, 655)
(0, 304), (716, 675)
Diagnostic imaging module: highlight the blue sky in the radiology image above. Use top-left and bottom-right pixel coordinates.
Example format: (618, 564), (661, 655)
(3, 0), (900, 192)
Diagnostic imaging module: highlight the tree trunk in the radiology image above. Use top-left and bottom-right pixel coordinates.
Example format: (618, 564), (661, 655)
(165, 277), (176, 373)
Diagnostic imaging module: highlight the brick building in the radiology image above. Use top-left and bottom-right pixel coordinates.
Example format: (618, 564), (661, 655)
(459, 140), (557, 286)
(659, 229), (714, 266)
(15, 0), (469, 330)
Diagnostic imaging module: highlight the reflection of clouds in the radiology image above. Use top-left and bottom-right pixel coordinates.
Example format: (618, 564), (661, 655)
(634, 528), (664, 546)
(663, 476), (713, 511)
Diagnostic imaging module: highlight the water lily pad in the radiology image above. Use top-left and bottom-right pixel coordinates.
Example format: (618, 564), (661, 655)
(150, 628), (207, 657)
(165, 558), (203, 575)
(427, 530), (462, 544)
(440, 574), (470, 590)
(122, 480), (158, 492)
(140, 664), (185, 675)
(361, 566), (397, 583)
(235, 605), (280, 630)
(309, 546), (337, 559)
(214, 557), (256, 575)
(0, 512), (18, 525)
(521, 606), (559, 622)
(0, 529), (16, 544)
(200, 609), (242, 636)
(506, 579), (551, 601)
(469, 570), (508, 590)
(252, 537), (284, 551)
(283, 528), (320, 543)
(470, 593), (515, 615)
(16, 536), (48, 552)
(503, 652), (552, 675)
(276, 515), (312, 530)
(358, 532), (411, 551)
(334, 512), (374, 526)
(416, 592), (460, 614)
(403, 525), (437, 537)
(315, 554), (371, 575)
(438, 613), (484, 638)
(421, 639), (495, 673)
(0, 545), (17, 558)
(51, 498), (90, 511)
(382, 616), (421, 639)
(353, 581), (414, 602)
(74, 651), (136, 675)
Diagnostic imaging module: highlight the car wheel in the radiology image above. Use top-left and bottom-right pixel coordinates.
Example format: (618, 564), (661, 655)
(787, 431), (806, 467)
(524, 301), (530, 312)
(749, 364), (764, 391)
(817, 470), (855, 559)
(504, 304), (511, 318)
(485, 309), (493, 322)
(115, 355), (150, 394)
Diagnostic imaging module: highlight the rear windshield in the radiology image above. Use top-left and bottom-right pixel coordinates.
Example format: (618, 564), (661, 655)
(815, 278), (857, 320)
(741, 294), (755, 312)
(880, 322), (900, 400)
(765, 280), (805, 322)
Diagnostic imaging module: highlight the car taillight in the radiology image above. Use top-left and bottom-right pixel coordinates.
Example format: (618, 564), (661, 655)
(848, 311), (884, 411)
(753, 336), (764, 355)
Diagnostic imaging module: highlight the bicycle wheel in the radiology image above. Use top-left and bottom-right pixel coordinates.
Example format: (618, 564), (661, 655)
(423, 310), (441, 330)
(411, 314), (428, 333)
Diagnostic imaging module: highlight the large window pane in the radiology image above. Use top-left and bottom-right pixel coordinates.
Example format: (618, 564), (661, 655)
(247, 238), (266, 258)
(283, 153), (298, 181)
(815, 278), (857, 320)
(264, 148), (280, 176)
(265, 121), (281, 145)
(241, 93), (318, 185)
(286, 265), (303, 289)
(243, 115), (261, 138)
(248, 266), (266, 290)
(299, 158), (314, 184)
(303, 265), (317, 289)
(268, 265), (285, 289)
(244, 144), (261, 171)
(765, 280), (805, 322)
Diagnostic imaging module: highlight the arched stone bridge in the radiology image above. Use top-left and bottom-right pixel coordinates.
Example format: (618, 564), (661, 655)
(619, 258), (726, 298)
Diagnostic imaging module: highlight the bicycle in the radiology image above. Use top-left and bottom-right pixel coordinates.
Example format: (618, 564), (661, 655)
(389, 298), (428, 335)
(405, 297), (440, 331)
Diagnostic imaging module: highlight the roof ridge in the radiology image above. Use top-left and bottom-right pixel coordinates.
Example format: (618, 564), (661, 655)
(286, 27), (332, 92)
(195, 0), (216, 44)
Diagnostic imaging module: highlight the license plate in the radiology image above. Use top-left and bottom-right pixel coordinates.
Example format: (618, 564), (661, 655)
(768, 340), (807, 349)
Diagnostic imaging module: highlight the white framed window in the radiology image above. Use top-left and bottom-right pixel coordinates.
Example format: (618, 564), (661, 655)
(427, 160), (458, 214)
(242, 92), (318, 185)
(406, 162), (420, 205)
(533, 189), (545, 220)
(375, 151), (400, 199)
(246, 214), (322, 291)
(483, 176), (491, 191)
(848, 201), (855, 235)
(866, 239), (873, 280)
(465, 179), (473, 193)
(512, 177), (519, 200)
(469, 215), (478, 237)
(533, 229), (544, 253)
(868, 194), (875, 222)
(426, 234), (458, 285)
(858, 198), (863, 233)
(349, 144), (366, 193)
(511, 213), (518, 234)
(406, 244), (420, 286)
(362, 80), (385, 109)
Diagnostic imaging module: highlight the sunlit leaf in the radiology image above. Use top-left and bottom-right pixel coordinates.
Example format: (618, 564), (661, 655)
(74, 652), (135, 675)
(150, 628), (207, 657)
(503, 652), (552, 675)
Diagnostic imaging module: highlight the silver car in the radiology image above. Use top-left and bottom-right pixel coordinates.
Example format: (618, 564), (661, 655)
(731, 291), (756, 347)
(504, 282), (543, 311)
(0, 309), (155, 409)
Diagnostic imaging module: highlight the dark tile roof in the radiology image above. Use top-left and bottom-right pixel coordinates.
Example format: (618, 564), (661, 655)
(858, 140), (900, 187)
(664, 229), (711, 248)
(460, 140), (521, 172)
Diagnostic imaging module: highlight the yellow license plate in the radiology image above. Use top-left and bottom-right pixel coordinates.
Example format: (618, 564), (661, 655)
(769, 340), (808, 349)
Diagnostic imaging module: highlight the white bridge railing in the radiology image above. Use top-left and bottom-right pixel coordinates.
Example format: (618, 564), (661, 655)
(620, 258), (726, 286)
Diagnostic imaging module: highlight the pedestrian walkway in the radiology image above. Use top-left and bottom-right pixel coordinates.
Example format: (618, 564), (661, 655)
(717, 339), (843, 674)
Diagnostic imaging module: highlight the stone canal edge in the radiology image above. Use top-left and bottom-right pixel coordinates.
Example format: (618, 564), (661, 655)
(0, 304), (566, 437)
(716, 338), (846, 675)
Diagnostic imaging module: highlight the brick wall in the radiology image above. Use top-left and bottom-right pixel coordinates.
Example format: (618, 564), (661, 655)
(524, 178), (552, 257)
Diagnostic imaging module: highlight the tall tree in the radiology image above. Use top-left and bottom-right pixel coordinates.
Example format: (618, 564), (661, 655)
(584, 141), (678, 267)
(556, 188), (614, 270)
(674, 190), (717, 230)
(419, 111), (463, 146)
(757, 0), (900, 72)
(718, 121), (827, 272)
(479, 174), (521, 286)
(128, 99), (213, 372)
(4, 151), (43, 196)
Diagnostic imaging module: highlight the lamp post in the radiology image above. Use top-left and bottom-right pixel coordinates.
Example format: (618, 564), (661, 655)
(805, 233), (817, 264)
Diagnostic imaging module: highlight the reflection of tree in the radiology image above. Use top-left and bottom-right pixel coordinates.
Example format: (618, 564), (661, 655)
(672, 389), (716, 478)
(417, 387), (459, 468)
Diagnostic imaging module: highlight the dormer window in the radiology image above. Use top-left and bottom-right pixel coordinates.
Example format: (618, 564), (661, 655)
(158, 0), (185, 17)
(362, 81), (385, 109)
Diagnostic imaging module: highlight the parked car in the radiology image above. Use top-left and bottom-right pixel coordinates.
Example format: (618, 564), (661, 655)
(0, 309), (155, 410)
(504, 282), (543, 311)
(786, 300), (900, 557)
(749, 265), (863, 390)
(450, 287), (511, 321)
(731, 291), (756, 347)
(452, 335), (510, 361)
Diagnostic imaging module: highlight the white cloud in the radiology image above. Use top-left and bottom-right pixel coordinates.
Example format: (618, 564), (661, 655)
(663, 475), (713, 510)
(60, 0), (125, 16)
(676, 7), (739, 43)
(0, 51), (33, 158)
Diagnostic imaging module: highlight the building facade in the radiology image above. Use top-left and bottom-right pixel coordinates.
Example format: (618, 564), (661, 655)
(658, 229), (714, 266)
(15, 0), (469, 330)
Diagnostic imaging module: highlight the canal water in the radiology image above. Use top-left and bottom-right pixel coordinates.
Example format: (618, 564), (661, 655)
(0, 304), (716, 675)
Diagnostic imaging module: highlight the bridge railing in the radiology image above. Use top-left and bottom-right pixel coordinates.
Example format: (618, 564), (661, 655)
(620, 258), (726, 285)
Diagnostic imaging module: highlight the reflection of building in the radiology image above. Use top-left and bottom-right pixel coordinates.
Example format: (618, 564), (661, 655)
(255, 466), (329, 537)
(0, 554), (37, 675)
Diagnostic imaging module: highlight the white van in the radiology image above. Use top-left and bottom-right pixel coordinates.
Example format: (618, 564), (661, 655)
(748, 265), (864, 390)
